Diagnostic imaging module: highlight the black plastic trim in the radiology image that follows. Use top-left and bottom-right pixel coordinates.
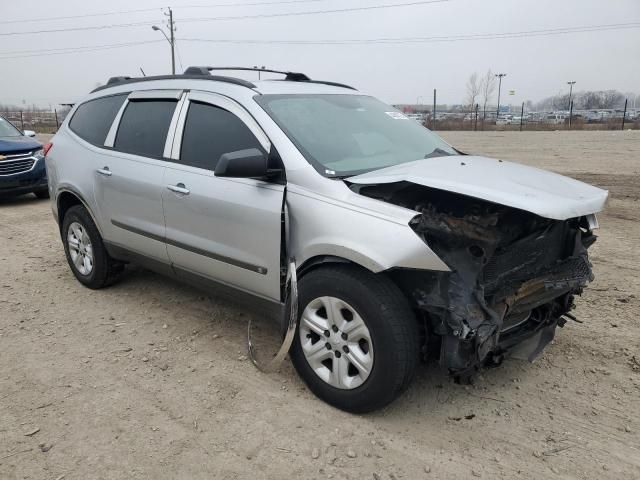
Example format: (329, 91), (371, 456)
(110, 219), (267, 274)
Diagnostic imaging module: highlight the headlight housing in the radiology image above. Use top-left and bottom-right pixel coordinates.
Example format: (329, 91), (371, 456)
(33, 148), (44, 159)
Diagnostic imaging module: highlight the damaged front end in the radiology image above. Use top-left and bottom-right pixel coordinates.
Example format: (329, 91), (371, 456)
(354, 182), (598, 379)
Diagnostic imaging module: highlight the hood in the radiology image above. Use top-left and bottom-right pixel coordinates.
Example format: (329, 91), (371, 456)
(0, 135), (41, 154)
(347, 155), (608, 221)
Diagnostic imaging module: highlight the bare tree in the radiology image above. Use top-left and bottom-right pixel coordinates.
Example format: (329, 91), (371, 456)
(465, 72), (481, 111)
(600, 90), (624, 109)
(480, 69), (496, 119)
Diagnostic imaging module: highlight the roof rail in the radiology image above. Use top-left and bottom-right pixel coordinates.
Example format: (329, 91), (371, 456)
(183, 66), (357, 90)
(93, 67), (355, 94)
(91, 74), (256, 93)
(107, 76), (131, 85)
(185, 66), (310, 81)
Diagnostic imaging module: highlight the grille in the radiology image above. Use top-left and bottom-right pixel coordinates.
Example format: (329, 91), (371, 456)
(0, 158), (36, 175)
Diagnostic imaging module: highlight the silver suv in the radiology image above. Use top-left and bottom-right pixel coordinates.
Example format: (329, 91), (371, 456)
(45, 67), (608, 412)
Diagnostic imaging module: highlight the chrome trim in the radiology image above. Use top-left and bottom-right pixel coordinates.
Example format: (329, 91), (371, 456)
(110, 219), (267, 274)
(165, 92), (188, 159)
(104, 99), (129, 148)
(129, 89), (184, 100)
(248, 259), (298, 372)
(0, 155), (39, 176)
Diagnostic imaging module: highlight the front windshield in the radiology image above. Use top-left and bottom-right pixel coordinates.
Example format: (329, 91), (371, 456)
(0, 117), (23, 137)
(256, 94), (457, 176)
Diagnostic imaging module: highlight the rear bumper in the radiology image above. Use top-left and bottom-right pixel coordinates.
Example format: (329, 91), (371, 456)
(0, 158), (48, 197)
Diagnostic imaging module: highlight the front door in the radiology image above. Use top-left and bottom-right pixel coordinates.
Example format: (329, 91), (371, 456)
(162, 91), (284, 301)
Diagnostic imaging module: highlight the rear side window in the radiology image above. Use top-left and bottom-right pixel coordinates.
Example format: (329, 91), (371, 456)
(69, 94), (126, 146)
(114, 100), (177, 158)
(180, 101), (264, 170)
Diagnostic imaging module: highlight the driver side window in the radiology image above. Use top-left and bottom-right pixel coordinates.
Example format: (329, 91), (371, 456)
(180, 101), (264, 171)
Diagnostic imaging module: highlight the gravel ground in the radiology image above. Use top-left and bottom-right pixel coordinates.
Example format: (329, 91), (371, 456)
(1, 131), (639, 480)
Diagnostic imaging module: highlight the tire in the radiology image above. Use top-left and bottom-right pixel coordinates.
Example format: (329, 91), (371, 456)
(61, 205), (123, 289)
(34, 188), (50, 199)
(290, 265), (420, 413)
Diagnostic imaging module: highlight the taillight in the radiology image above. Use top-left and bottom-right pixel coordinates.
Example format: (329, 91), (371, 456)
(43, 142), (53, 156)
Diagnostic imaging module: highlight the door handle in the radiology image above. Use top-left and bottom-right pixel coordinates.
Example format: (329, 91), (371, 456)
(97, 167), (112, 177)
(167, 183), (190, 195)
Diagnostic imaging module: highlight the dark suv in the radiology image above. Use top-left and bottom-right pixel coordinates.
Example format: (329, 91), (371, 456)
(0, 115), (48, 199)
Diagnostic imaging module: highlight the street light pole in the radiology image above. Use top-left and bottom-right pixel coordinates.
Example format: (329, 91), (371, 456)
(495, 73), (507, 120)
(169, 7), (175, 75)
(152, 7), (176, 75)
(253, 65), (266, 80)
(567, 81), (576, 110)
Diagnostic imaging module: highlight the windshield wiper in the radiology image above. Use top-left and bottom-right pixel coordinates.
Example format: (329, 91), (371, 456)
(424, 148), (454, 159)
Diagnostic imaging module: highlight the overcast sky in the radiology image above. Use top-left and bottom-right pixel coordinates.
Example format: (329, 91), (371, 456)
(1, 0), (638, 108)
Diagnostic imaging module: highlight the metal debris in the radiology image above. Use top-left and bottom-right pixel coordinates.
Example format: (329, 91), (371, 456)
(248, 259), (298, 373)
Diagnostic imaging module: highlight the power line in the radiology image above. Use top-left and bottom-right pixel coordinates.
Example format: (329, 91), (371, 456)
(0, 21), (155, 37)
(0, 0), (330, 25)
(178, 21), (640, 44)
(179, 0), (449, 23)
(0, 8), (160, 25)
(177, 0), (334, 9)
(1, 21), (637, 59)
(0, 40), (165, 60)
(0, 0), (449, 36)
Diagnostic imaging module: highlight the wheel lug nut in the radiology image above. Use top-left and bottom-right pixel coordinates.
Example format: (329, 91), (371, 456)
(324, 330), (330, 337)
(325, 342), (332, 350)
(342, 346), (349, 353)
(341, 333), (348, 340)
(334, 351), (341, 358)
(331, 326), (339, 333)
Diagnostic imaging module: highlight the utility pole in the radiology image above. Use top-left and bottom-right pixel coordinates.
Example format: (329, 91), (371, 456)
(152, 8), (176, 75)
(568, 100), (574, 129)
(474, 103), (478, 131)
(432, 89), (437, 130)
(622, 98), (628, 130)
(168, 7), (175, 75)
(495, 73), (507, 121)
(520, 102), (524, 131)
(567, 81), (576, 111)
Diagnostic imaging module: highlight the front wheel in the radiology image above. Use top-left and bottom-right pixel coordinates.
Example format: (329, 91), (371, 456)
(290, 265), (420, 413)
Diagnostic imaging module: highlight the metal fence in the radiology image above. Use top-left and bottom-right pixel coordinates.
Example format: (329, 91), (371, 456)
(0, 110), (70, 134)
(399, 96), (639, 132)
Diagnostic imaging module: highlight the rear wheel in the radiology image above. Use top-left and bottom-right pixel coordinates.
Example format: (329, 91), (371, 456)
(61, 205), (123, 289)
(290, 265), (419, 413)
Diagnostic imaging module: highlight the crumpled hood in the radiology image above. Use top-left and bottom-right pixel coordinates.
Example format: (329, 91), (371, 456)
(0, 136), (41, 154)
(347, 155), (608, 220)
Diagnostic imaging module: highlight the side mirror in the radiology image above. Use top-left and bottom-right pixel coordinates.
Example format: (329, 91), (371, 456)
(23, 130), (36, 137)
(214, 148), (268, 178)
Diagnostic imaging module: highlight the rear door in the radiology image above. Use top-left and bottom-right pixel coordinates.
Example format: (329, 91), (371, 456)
(93, 90), (183, 262)
(162, 91), (284, 301)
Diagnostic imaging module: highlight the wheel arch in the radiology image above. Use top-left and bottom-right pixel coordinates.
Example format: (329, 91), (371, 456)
(297, 254), (359, 278)
(56, 188), (104, 237)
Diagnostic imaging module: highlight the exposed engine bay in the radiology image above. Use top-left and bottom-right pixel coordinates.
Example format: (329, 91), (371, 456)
(350, 181), (598, 379)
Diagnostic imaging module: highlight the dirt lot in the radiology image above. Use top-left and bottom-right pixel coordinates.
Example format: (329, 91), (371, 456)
(1, 131), (639, 479)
